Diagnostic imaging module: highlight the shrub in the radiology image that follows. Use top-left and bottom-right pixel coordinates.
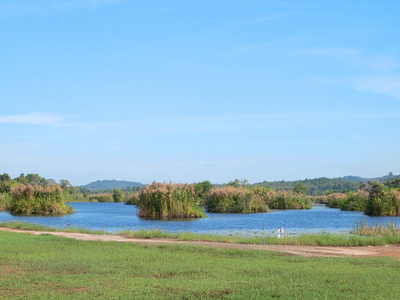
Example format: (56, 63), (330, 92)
(206, 186), (268, 213)
(125, 192), (140, 205)
(112, 189), (124, 202)
(263, 190), (312, 210)
(365, 188), (400, 216)
(325, 193), (347, 208)
(0, 193), (11, 211)
(340, 190), (368, 211)
(138, 182), (205, 219)
(9, 184), (73, 215)
(87, 193), (113, 202)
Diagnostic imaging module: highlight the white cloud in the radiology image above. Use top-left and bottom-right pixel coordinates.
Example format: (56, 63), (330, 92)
(0, 112), (63, 126)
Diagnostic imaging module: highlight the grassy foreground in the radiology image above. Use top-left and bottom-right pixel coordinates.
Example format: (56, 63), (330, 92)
(1, 230), (399, 299)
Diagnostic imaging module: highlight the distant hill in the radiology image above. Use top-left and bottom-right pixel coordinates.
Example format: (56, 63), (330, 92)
(253, 173), (399, 196)
(81, 180), (144, 190)
(339, 173), (399, 183)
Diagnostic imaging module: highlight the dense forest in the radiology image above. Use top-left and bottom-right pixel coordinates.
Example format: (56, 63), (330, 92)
(1, 172), (399, 197)
(251, 173), (400, 195)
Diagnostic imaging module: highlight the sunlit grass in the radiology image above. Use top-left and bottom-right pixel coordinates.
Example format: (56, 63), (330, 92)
(0, 221), (110, 235)
(0, 230), (399, 299)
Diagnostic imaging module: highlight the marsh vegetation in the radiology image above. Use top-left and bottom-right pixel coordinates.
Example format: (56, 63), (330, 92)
(137, 182), (205, 219)
(9, 184), (74, 215)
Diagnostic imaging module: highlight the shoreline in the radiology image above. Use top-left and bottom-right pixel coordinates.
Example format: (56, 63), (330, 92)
(1, 227), (400, 260)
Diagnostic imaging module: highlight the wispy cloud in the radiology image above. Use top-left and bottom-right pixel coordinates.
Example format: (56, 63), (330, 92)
(0, 112), (63, 126)
(301, 47), (400, 100)
(353, 74), (400, 99)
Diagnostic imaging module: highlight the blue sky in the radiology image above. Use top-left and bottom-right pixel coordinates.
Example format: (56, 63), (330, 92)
(1, 0), (399, 186)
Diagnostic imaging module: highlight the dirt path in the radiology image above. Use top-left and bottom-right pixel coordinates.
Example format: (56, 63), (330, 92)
(1, 227), (400, 259)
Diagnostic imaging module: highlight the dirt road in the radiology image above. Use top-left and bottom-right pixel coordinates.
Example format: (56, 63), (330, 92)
(1, 227), (399, 259)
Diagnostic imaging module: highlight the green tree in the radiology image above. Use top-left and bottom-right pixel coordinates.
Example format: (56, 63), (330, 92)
(26, 173), (46, 186)
(113, 189), (123, 202)
(0, 173), (12, 193)
(228, 179), (241, 188)
(293, 182), (308, 195)
(194, 180), (212, 200)
(15, 173), (29, 185)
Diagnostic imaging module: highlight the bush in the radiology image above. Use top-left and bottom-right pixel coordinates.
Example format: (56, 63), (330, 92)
(365, 188), (400, 216)
(138, 182), (205, 219)
(9, 184), (73, 215)
(87, 193), (113, 202)
(263, 190), (312, 210)
(125, 192), (140, 205)
(325, 193), (347, 208)
(0, 193), (11, 211)
(340, 190), (368, 211)
(206, 186), (268, 213)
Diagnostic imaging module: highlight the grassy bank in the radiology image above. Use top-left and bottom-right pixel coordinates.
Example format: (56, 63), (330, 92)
(1, 221), (399, 246)
(120, 229), (400, 246)
(1, 230), (399, 299)
(0, 221), (110, 235)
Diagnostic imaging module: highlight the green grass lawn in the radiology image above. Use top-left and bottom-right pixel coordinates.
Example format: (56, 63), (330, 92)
(1, 230), (399, 299)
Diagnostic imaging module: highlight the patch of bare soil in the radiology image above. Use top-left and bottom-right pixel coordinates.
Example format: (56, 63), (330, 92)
(1, 227), (400, 259)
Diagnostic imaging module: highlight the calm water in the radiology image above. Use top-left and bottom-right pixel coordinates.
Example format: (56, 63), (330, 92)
(1, 203), (399, 236)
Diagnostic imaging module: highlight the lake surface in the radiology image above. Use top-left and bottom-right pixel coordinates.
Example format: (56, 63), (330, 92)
(1, 202), (399, 236)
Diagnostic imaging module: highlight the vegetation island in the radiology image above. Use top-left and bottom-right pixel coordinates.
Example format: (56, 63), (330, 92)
(1, 172), (400, 218)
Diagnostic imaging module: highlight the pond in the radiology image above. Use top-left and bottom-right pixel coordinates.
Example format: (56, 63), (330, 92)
(1, 203), (399, 236)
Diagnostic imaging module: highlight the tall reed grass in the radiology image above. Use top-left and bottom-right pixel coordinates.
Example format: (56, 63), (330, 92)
(365, 189), (400, 216)
(206, 186), (267, 213)
(125, 192), (140, 205)
(325, 186), (400, 216)
(87, 193), (113, 202)
(263, 190), (312, 210)
(0, 193), (11, 211)
(137, 182), (205, 219)
(9, 184), (74, 215)
(352, 219), (399, 236)
(325, 191), (367, 211)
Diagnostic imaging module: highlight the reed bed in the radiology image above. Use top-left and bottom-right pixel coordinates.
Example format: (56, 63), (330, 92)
(0, 193), (11, 211)
(137, 182), (205, 219)
(9, 184), (74, 215)
(352, 219), (399, 236)
(87, 193), (113, 202)
(125, 192), (140, 205)
(365, 189), (400, 216)
(206, 186), (267, 213)
(325, 191), (367, 211)
(263, 190), (312, 210)
(205, 186), (311, 213)
(325, 187), (400, 216)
